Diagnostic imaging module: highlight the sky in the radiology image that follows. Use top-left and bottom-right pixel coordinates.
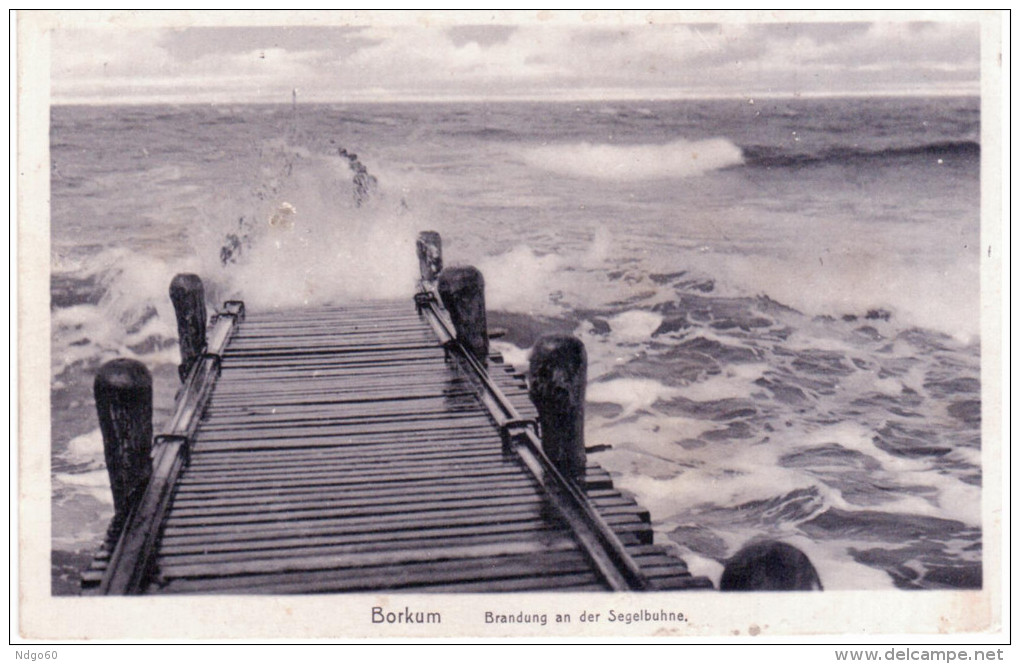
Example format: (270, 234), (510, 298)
(46, 14), (983, 104)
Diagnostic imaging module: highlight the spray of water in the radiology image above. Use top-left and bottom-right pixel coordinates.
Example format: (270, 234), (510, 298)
(199, 132), (420, 310)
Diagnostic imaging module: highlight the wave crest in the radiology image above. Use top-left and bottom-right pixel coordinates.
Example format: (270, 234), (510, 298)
(519, 138), (744, 180)
(744, 140), (980, 169)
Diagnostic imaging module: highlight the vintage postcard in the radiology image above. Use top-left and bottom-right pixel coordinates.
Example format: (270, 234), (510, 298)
(15, 10), (1005, 642)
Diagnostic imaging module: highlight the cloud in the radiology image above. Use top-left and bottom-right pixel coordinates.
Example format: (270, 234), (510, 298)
(160, 26), (375, 62)
(51, 28), (173, 80)
(49, 21), (982, 104)
(445, 25), (516, 48)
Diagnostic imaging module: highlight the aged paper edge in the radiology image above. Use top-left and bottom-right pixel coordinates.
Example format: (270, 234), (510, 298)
(15, 9), (1005, 642)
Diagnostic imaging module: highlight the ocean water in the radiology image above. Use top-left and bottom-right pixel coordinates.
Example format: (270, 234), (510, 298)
(50, 97), (982, 594)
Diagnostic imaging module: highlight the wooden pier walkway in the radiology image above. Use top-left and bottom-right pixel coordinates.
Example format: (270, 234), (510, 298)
(82, 232), (714, 594)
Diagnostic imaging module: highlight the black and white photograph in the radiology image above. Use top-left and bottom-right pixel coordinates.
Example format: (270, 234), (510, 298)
(15, 9), (1004, 641)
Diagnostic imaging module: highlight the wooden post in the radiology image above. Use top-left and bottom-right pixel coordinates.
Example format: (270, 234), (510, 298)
(169, 273), (207, 382)
(437, 266), (488, 365)
(720, 541), (823, 591)
(416, 231), (443, 282)
(528, 335), (587, 483)
(94, 359), (153, 529)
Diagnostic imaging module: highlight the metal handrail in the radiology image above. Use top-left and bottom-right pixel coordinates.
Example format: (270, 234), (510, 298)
(97, 301), (244, 594)
(416, 282), (649, 591)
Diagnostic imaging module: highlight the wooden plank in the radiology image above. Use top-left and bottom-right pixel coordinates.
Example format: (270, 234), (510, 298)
(167, 498), (646, 529)
(189, 430), (502, 453)
(193, 415), (496, 443)
(235, 323), (420, 332)
(180, 462), (525, 486)
(590, 503), (651, 523)
(199, 408), (489, 430)
(229, 328), (434, 340)
(209, 381), (470, 399)
(648, 575), (715, 591)
(221, 347), (443, 363)
(160, 504), (557, 542)
(173, 474), (537, 503)
(158, 520), (561, 557)
(159, 538), (579, 580)
(227, 335), (437, 350)
(632, 557), (692, 572)
(186, 442), (505, 469)
(167, 491), (550, 526)
(206, 397), (486, 417)
(623, 544), (675, 556)
(237, 314), (421, 326)
(155, 549), (597, 594)
(157, 527), (572, 565)
(205, 390), (481, 410)
(181, 452), (520, 479)
(207, 385), (477, 406)
(195, 423), (497, 443)
(410, 575), (598, 592)
(232, 320), (429, 332)
(417, 574), (603, 593)
(219, 359), (449, 372)
(238, 312), (417, 325)
(184, 444), (507, 471)
(164, 496), (555, 530)
(212, 374), (459, 390)
(219, 357), (448, 373)
(172, 475), (537, 503)
(176, 463), (528, 491)
(199, 399), (487, 425)
(223, 342), (441, 358)
(233, 321), (427, 332)
(184, 451), (509, 476)
(605, 522), (653, 545)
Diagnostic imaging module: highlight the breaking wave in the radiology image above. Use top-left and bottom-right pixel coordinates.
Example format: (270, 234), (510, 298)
(743, 140), (980, 169)
(519, 138), (744, 180)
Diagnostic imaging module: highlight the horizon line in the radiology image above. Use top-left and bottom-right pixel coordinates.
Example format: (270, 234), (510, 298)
(51, 88), (982, 107)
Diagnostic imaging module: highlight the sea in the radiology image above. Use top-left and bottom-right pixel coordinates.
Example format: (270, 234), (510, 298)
(49, 96), (982, 594)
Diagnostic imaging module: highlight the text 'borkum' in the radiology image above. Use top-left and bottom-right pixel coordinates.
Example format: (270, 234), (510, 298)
(371, 607), (441, 624)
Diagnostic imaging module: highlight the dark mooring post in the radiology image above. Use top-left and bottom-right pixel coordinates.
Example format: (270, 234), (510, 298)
(416, 231), (443, 282)
(169, 273), (207, 382)
(720, 540), (823, 591)
(437, 266), (488, 364)
(94, 359), (154, 529)
(529, 335), (588, 483)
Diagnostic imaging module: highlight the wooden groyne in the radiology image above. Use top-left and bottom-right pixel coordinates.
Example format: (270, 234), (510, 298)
(80, 231), (820, 594)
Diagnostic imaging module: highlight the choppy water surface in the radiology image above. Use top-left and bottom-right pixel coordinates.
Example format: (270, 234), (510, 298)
(50, 97), (981, 593)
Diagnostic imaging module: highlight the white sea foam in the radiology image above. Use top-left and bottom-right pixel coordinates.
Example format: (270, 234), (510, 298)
(65, 429), (105, 463)
(684, 246), (980, 343)
(678, 363), (767, 402)
(490, 340), (531, 368)
(587, 378), (679, 417)
(192, 154), (422, 309)
(606, 311), (663, 343)
(519, 138), (744, 180)
(476, 245), (564, 314)
(51, 248), (185, 377)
